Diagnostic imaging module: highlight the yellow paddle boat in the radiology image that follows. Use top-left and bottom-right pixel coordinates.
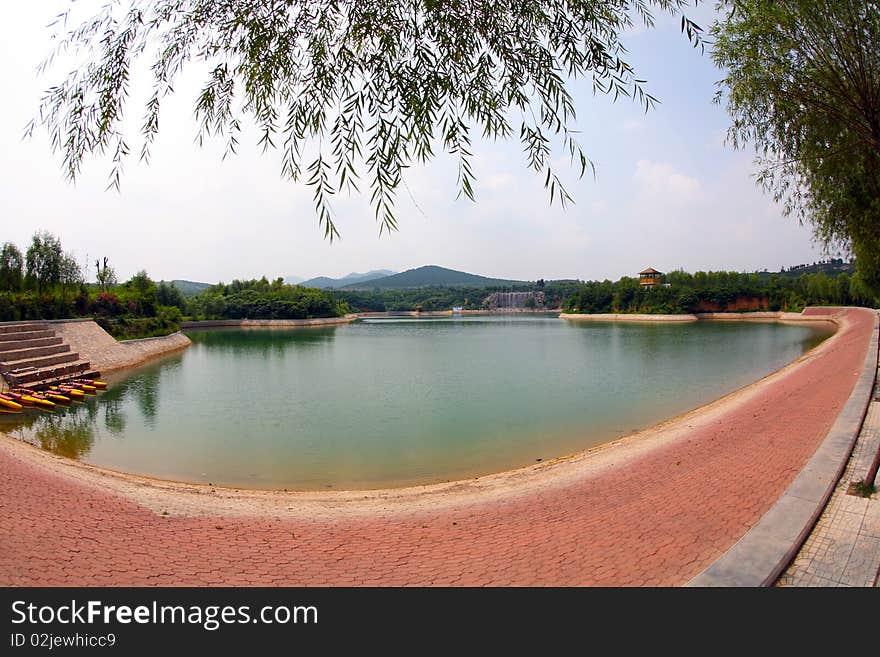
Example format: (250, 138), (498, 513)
(0, 394), (23, 411)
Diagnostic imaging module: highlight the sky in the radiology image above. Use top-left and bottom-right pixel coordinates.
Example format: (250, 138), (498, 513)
(0, 2), (825, 284)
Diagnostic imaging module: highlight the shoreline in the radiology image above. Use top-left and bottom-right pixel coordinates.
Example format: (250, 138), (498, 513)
(0, 308), (855, 508)
(183, 309), (565, 325)
(560, 310), (844, 323)
(181, 316), (357, 329)
(2, 307), (875, 586)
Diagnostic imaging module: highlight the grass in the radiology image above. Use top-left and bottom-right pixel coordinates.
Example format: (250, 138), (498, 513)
(847, 480), (877, 498)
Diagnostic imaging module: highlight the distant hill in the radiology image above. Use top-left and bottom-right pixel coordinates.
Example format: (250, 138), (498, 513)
(283, 275), (304, 285)
(341, 265), (528, 289)
(774, 259), (854, 278)
(167, 280), (212, 296)
(300, 269), (396, 289)
(750, 259), (855, 280)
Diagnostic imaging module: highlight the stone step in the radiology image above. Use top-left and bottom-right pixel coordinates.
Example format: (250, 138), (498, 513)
(26, 371), (102, 392)
(0, 343), (70, 362)
(6, 361), (91, 386)
(0, 329), (56, 343)
(2, 351), (80, 371)
(1, 336), (64, 351)
(0, 322), (49, 335)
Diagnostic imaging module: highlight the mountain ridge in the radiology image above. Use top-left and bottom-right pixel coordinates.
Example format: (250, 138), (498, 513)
(340, 265), (529, 289)
(167, 279), (212, 296)
(299, 269), (397, 289)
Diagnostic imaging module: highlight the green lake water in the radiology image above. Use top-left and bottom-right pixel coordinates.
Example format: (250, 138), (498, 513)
(0, 315), (833, 490)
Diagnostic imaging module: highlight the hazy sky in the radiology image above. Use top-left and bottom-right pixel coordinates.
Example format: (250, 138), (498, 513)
(1, 2), (824, 284)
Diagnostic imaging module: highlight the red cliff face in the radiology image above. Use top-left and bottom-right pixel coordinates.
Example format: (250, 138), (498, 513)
(693, 297), (769, 312)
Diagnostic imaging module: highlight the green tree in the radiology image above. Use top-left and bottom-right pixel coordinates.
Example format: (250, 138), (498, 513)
(127, 270), (156, 298)
(613, 276), (640, 310)
(95, 257), (118, 293)
(0, 242), (24, 292)
(156, 281), (187, 311)
(122, 270), (158, 316)
(31, 1), (702, 239)
(849, 272), (878, 307)
(25, 231), (63, 296)
(835, 273), (851, 306)
(713, 0), (880, 292)
(59, 253), (84, 303)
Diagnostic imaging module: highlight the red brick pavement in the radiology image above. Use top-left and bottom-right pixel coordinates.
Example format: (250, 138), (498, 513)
(0, 309), (873, 586)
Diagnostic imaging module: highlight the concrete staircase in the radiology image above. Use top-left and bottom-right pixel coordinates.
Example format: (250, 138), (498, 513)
(0, 322), (97, 389)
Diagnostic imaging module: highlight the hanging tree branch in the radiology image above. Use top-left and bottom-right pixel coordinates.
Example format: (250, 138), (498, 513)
(31, 0), (704, 239)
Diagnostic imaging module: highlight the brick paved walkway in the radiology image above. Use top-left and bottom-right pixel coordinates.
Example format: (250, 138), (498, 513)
(0, 309), (873, 586)
(778, 367), (880, 587)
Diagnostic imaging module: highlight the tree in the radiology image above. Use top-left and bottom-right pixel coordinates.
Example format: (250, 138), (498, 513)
(0, 242), (24, 292)
(713, 1), (880, 292)
(31, 1), (702, 239)
(59, 253), (84, 303)
(95, 257), (118, 293)
(613, 276), (640, 310)
(25, 231), (63, 296)
(127, 270), (156, 298)
(122, 270), (158, 316)
(156, 281), (186, 311)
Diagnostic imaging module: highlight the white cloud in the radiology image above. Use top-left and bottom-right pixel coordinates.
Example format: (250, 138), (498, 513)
(622, 118), (645, 134)
(597, 156), (821, 278)
(484, 173), (515, 191)
(633, 160), (703, 203)
(590, 200), (608, 215)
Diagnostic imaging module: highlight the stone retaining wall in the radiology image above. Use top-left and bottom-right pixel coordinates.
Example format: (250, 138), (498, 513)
(181, 316), (356, 328)
(49, 320), (191, 373)
(561, 313), (699, 322)
(561, 310), (843, 323)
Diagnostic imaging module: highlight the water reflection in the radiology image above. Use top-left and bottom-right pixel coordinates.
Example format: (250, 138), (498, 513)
(33, 411), (96, 459)
(0, 357), (175, 459)
(186, 327), (339, 357)
(1, 402), (99, 459)
(130, 367), (162, 426)
(103, 397), (126, 435)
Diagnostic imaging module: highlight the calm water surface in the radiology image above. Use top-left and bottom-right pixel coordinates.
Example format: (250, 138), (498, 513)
(1, 315), (833, 489)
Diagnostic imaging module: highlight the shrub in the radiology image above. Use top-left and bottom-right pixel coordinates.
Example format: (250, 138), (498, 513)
(96, 312), (181, 340)
(0, 292), (20, 321)
(73, 290), (90, 315)
(157, 305), (183, 323)
(91, 292), (122, 316)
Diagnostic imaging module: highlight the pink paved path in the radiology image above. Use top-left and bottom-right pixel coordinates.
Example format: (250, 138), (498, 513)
(0, 309), (873, 586)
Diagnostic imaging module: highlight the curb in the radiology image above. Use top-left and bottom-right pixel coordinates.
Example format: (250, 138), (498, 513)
(118, 331), (189, 344)
(687, 309), (879, 586)
(559, 310), (844, 323)
(0, 318), (95, 325)
(180, 317), (353, 328)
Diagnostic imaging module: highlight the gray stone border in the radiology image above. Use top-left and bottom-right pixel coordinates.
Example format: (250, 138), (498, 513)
(688, 310), (879, 586)
(118, 330), (188, 344)
(0, 318), (95, 325)
(181, 317), (355, 328)
(560, 310), (842, 323)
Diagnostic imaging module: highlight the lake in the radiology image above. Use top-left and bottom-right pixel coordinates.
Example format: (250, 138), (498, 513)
(0, 315), (834, 489)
